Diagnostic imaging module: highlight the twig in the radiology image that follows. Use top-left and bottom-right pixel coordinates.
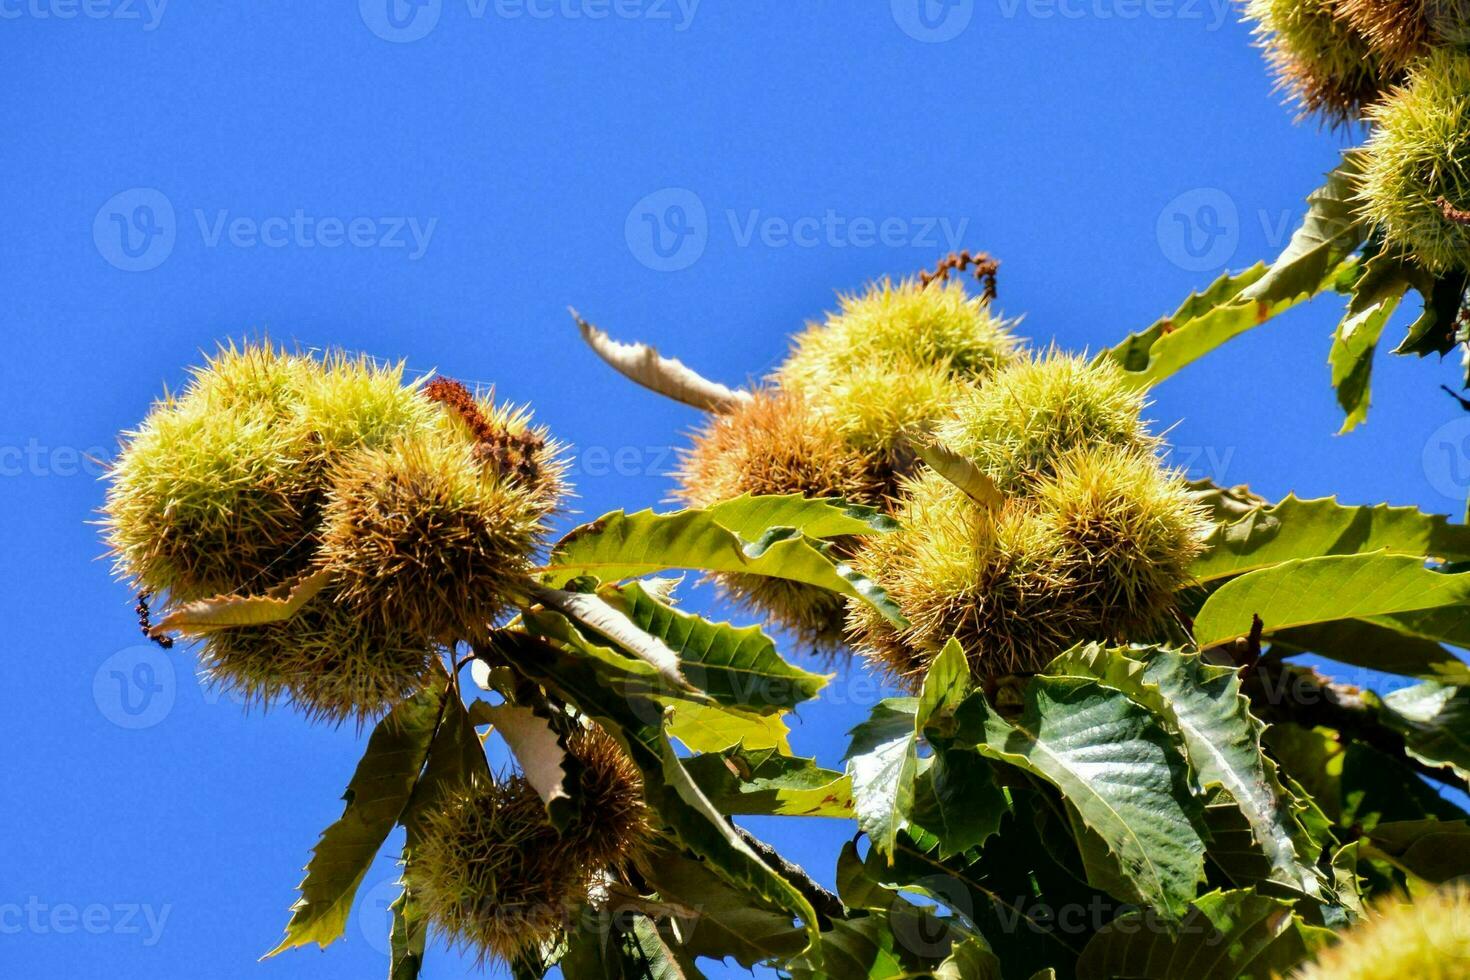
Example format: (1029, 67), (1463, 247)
(731, 822), (844, 923)
(1244, 660), (1469, 794)
(1441, 384), (1470, 412)
(135, 592), (173, 649)
(919, 250), (1000, 302)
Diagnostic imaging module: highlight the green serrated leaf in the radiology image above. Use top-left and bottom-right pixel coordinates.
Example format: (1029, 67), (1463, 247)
(1360, 819), (1470, 884)
(781, 917), (917, 980)
(1395, 267), (1469, 356)
(611, 580), (828, 713)
(1075, 889), (1331, 980)
(950, 678), (1208, 918)
(908, 750), (1008, 860)
(265, 685), (442, 958)
(1192, 495), (1470, 585)
(866, 801), (1103, 980)
(1329, 249), (1410, 433)
(542, 507), (904, 626)
(1106, 265), (1268, 378)
(683, 744), (852, 818)
(156, 568), (331, 634)
(1047, 645), (1322, 896)
(1381, 682), (1470, 783)
(638, 845), (809, 970)
(908, 640), (1007, 857)
(704, 492), (898, 539)
(387, 872), (426, 980)
(1194, 553), (1470, 647)
(661, 699), (792, 753)
(1263, 724), (1468, 831)
(1104, 156), (1366, 388)
(845, 698), (921, 858)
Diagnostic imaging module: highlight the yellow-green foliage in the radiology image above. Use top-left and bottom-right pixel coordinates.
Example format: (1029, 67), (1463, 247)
(1295, 883), (1470, 979)
(936, 352), (1156, 493)
(1360, 50), (1470, 274)
(847, 358), (1206, 685)
(193, 589), (434, 724)
(415, 725), (649, 964)
(775, 277), (1019, 458)
(1243, 0), (1391, 123)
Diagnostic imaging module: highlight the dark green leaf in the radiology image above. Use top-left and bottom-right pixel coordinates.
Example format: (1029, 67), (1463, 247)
(1360, 819), (1470, 884)
(638, 845), (809, 970)
(949, 678), (1208, 918)
(1395, 267), (1469, 357)
(845, 699), (920, 859)
(1047, 645), (1322, 896)
(1075, 889), (1330, 980)
(683, 744), (852, 818)
(266, 685), (443, 957)
(611, 580), (827, 713)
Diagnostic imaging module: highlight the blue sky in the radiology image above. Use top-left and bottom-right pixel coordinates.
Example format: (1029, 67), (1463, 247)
(4, 3), (1469, 978)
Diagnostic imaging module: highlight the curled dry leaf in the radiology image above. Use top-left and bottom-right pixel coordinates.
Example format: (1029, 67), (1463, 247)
(572, 308), (753, 413)
(150, 569), (332, 635)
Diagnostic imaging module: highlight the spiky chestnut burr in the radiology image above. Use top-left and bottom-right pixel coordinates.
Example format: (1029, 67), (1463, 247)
(413, 725), (650, 964)
(774, 277), (1020, 461)
(1295, 882), (1470, 979)
(674, 388), (885, 651)
(1243, 0), (1394, 124)
(1359, 50), (1470, 274)
(935, 352), (1157, 494)
(190, 586), (434, 724)
(103, 343), (443, 600)
(314, 409), (563, 645)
